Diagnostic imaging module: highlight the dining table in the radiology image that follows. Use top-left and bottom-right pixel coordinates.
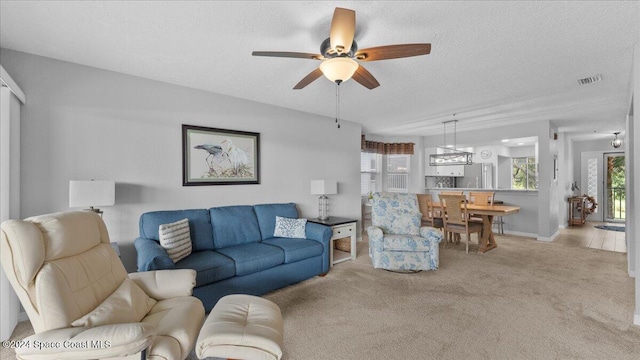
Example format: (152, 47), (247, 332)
(432, 202), (520, 253)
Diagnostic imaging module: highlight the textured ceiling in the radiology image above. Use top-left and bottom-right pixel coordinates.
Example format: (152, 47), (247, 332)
(1, 1), (638, 139)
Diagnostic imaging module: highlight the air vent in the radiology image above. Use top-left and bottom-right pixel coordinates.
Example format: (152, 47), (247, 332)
(577, 74), (602, 85)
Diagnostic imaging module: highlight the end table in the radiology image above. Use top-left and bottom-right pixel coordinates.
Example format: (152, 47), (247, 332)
(307, 217), (357, 267)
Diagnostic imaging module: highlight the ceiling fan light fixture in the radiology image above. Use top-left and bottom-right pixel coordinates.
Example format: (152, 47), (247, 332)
(611, 132), (623, 148)
(319, 57), (359, 83)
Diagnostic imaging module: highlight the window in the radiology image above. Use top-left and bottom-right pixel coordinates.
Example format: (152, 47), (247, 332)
(512, 157), (537, 190)
(361, 153), (379, 196)
(387, 154), (410, 193)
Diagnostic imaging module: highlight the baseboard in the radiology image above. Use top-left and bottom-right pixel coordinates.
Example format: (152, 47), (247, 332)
(502, 230), (538, 239)
(537, 230), (559, 242)
(635, 313), (640, 326)
(18, 311), (28, 322)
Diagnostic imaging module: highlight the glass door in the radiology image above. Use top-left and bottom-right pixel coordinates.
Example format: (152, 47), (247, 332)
(604, 153), (625, 222)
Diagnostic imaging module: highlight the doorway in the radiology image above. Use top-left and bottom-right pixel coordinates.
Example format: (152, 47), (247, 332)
(604, 153), (625, 222)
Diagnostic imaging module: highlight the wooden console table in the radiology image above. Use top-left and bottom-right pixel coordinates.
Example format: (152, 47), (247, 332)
(568, 196), (587, 226)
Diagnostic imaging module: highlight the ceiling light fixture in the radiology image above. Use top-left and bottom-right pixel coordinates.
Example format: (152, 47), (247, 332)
(611, 132), (622, 148)
(429, 118), (473, 166)
(319, 57), (359, 83)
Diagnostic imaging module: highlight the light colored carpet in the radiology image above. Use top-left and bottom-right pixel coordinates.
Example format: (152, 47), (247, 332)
(4, 235), (640, 360)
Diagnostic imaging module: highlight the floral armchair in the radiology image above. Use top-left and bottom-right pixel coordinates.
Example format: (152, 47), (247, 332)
(367, 192), (443, 271)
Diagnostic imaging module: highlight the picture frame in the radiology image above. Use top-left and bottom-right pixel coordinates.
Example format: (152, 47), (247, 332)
(182, 125), (260, 186)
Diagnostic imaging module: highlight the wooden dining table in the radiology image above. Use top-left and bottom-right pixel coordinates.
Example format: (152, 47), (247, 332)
(432, 202), (520, 253)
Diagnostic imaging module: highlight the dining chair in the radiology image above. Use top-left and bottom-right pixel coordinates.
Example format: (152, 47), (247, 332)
(417, 194), (444, 229)
(469, 191), (495, 206)
(469, 191), (495, 224)
(440, 191), (464, 196)
(439, 194), (484, 254)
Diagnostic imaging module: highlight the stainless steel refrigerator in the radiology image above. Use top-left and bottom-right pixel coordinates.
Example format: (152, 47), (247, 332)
(460, 163), (493, 189)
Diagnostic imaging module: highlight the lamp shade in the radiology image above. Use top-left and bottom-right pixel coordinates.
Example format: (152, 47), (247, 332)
(310, 180), (337, 195)
(69, 180), (115, 208)
(319, 57), (358, 83)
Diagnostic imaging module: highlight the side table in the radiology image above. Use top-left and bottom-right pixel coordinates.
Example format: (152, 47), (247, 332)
(307, 217), (357, 267)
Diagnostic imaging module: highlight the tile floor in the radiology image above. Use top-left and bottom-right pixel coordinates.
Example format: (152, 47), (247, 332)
(553, 221), (626, 253)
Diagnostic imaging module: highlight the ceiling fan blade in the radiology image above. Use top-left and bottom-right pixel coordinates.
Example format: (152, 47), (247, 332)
(355, 44), (431, 61)
(351, 65), (380, 90)
(293, 68), (324, 89)
(252, 51), (323, 60)
(329, 7), (356, 55)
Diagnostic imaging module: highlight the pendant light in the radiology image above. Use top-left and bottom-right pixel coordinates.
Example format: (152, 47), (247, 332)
(611, 132), (622, 149)
(429, 118), (473, 166)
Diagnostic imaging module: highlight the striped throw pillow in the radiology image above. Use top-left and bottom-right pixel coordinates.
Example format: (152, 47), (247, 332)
(159, 218), (192, 263)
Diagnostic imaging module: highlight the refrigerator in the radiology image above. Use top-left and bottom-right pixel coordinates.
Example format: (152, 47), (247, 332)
(459, 163), (493, 189)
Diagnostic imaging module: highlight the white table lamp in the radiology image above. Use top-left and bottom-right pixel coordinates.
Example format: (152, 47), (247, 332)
(69, 180), (115, 216)
(310, 180), (337, 220)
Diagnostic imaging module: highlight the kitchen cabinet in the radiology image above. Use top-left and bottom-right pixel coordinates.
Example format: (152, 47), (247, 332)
(436, 165), (464, 177)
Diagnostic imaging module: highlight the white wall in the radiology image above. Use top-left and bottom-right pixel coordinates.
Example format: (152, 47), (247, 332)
(536, 121), (559, 240)
(557, 132), (568, 228)
(630, 42), (639, 326)
(0, 76), (22, 340)
(0, 49), (362, 272)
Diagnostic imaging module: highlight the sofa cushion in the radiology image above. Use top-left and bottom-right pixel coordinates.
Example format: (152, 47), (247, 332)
(209, 206), (262, 249)
(140, 210), (214, 252)
(216, 243), (285, 276)
(175, 251), (236, 287)
(159, 218), (192, 263)
(383, 234), (432, 251)
(262, 238), (323, 264)
(254, 203), (298, 240)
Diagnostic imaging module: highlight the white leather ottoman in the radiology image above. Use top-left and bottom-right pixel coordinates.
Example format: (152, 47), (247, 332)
(195, 294), (283, 360)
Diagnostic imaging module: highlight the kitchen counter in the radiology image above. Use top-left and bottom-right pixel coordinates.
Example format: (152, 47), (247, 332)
(425, 187), (537, 193)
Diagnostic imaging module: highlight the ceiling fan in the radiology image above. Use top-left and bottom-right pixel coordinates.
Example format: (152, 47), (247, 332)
(252, 7), (431, 90)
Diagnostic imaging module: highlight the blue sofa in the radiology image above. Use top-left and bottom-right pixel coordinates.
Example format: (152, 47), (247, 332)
(134, 203), (331, 311)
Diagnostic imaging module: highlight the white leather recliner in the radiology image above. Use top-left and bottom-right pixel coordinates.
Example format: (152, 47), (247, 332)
(0, 211), (205, 360)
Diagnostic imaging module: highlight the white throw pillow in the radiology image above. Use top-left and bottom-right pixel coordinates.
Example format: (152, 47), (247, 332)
(273, 216), (307, 239)
(159, 218), (192, 263)
(72, 278), (156, 328)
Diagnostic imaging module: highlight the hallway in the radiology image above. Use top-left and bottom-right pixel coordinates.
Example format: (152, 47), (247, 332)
(553, 221), (626, 253)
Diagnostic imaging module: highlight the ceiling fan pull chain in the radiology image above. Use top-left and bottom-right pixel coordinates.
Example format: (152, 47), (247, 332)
(335, 83), (341, 129)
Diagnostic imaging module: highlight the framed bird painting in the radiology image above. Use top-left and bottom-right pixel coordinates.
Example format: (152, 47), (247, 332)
(182, 124), (260, 186)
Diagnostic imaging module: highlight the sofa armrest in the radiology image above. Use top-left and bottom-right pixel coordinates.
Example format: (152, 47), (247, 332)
(129, 269), (196, 300)
(305, 222), (331, 244)
(15, 323), (155, 360)
(134, 237), (175, 271)
(419, 226), (443, 244)
(305, 222), (331, 273)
